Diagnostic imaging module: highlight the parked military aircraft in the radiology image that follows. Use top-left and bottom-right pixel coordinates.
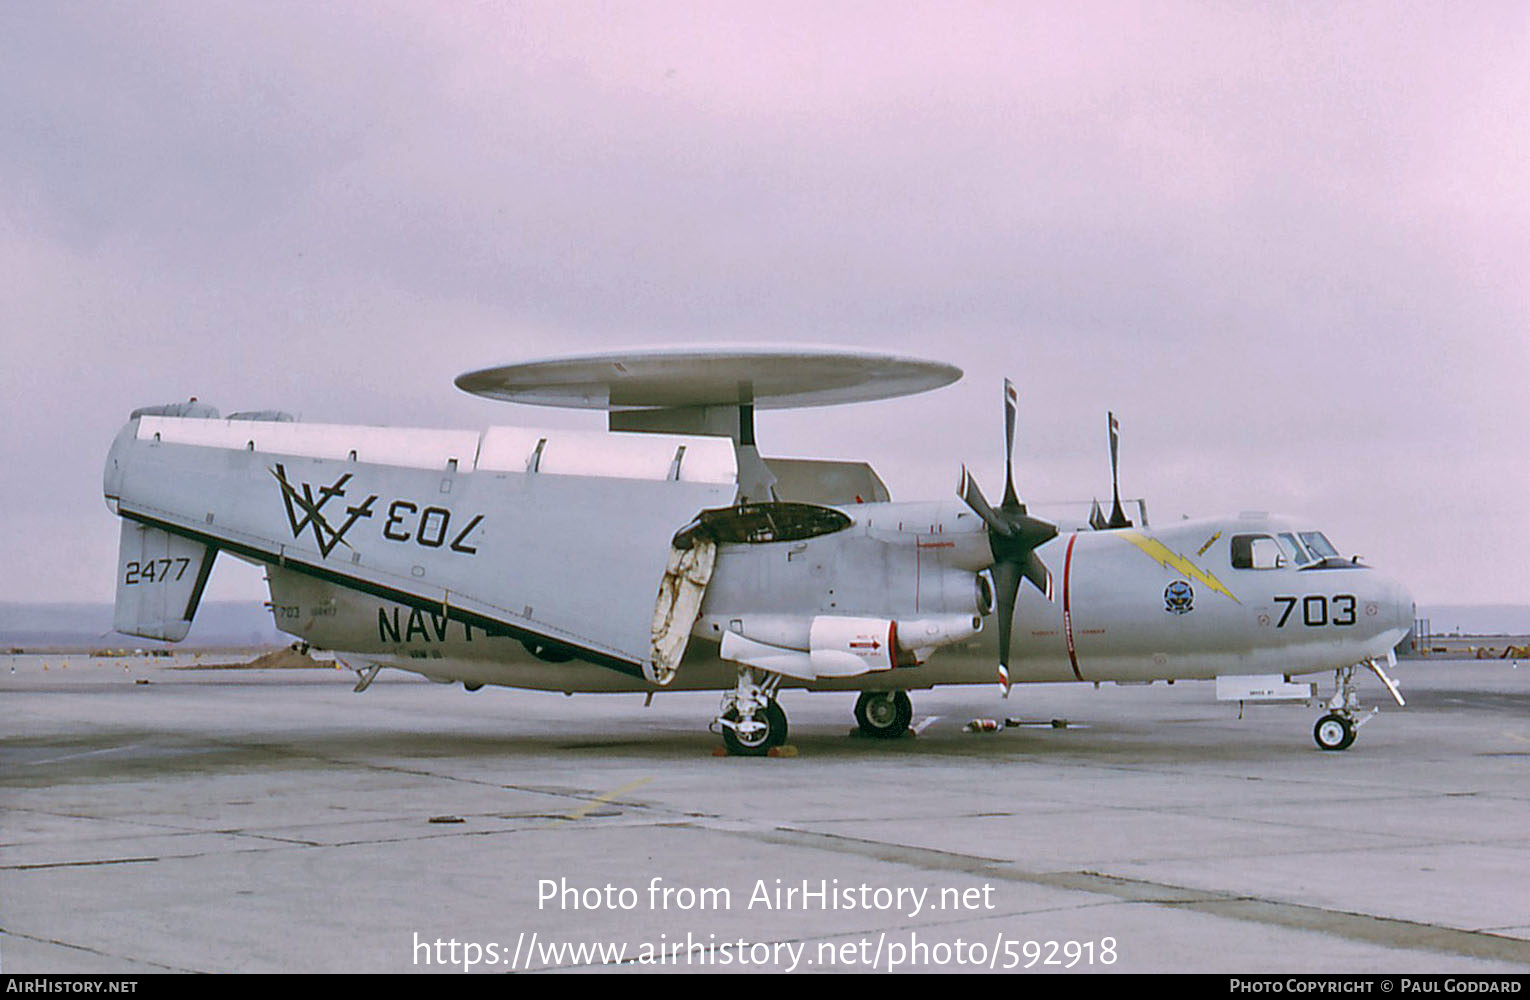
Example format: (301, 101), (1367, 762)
(103, 348), (1413, 754)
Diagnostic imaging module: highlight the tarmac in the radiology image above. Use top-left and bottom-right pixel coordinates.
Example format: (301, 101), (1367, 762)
(2, 653), (1529, 974)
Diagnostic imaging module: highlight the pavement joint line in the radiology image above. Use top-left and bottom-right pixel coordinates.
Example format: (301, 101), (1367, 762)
(219, 831), (326, 846)
(935, 765), (1474, 799)
(6, 856), (165, 871)
(200, 741), (665, 810)
(0, 927), (205, 974)
(2, 805), (225, 833)
(794, 802), (1516, 852)
(19, 745), (142, 767)
(187, 739), (681, 816)
(200, 741), (529, 791)
(1, 813), (681, 870)
(700, 823), (1530, 965)
(0, 813), (351, 847)
(0, 802), (680, 843)
(716, 812), (1521, 868)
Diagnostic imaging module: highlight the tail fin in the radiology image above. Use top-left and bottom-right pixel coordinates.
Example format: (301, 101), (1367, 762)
(113, 521), (218, 641)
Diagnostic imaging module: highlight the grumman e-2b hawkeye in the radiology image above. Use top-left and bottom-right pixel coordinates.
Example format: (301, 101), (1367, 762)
(102, 347), (1414, 754)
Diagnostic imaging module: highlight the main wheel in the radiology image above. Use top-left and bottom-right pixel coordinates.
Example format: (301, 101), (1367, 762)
(854, 691), (912, 739)
(1314, 713), (1355, 751)
(763, 700), (788, 748)
(721, 701), (786, 756)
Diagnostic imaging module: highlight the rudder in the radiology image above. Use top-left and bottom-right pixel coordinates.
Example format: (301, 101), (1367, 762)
(114, 521), (217, 641)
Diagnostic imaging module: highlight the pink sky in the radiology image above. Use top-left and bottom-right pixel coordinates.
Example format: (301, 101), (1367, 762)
(1, 2), (1526, 606)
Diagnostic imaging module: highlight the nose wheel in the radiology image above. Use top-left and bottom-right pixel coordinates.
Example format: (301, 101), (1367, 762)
(1314, 713), (1355, 751)
(1311, 656), (1403, 751)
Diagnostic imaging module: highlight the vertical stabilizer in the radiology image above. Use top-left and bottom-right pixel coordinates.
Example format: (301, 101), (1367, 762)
(113, 521), (218, 641)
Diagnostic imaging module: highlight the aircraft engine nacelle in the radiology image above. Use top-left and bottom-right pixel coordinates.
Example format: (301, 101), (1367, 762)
(808, 616), (897, 676)
(718, 612), (981, 681)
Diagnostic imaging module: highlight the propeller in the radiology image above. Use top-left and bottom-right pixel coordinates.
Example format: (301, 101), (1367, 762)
(1105, 411), (1132, 529)
(958, 379), (1058, 695)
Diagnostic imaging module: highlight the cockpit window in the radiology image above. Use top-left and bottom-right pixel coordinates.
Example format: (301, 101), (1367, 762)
(1230, 534), (1285, 570)
(1277, 533), (1311, 565)
(1299, 532), (1340, 561)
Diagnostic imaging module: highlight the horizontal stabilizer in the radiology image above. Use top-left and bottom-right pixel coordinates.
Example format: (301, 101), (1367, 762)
(113, 521), (217, 641)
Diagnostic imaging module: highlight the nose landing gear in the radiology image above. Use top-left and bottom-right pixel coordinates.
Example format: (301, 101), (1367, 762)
(1312, 654), (1405, 751)
(1314, 712), (1356, 751)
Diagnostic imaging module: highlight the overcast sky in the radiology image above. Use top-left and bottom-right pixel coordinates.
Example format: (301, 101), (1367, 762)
(2, 2), (1525, 608)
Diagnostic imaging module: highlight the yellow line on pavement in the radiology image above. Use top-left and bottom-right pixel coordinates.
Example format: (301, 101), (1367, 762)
(548, 777), (655, 826)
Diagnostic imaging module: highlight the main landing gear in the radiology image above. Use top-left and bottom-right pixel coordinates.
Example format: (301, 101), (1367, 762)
(854, 690), (912, 739)
(713, 666), (788, 756)
(1312, 656), (1406, 751)
(712, 669), (918, 754)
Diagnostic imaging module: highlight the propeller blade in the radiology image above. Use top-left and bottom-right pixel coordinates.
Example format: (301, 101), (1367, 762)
(959, 467), (1012, 537)
(1014, 511), (1060, 550)
(991, 556), (1022, 695)
(1108, 410), (1120, 474)
(1001, 379), (1020, 511)
(1021, 550), (1053, 602)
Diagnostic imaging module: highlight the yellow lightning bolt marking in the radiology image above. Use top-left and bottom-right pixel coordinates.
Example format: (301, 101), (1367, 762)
(1118, 530), (1241, 604)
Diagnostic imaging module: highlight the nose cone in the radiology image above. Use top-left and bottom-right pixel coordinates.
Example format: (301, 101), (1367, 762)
(1378, 573), (1416, 647)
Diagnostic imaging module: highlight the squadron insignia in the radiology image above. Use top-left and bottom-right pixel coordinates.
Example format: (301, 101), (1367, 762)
(1164, 580), (1195, 615)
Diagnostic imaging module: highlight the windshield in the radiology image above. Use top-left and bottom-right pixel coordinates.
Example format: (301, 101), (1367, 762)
(1277, 533), (1310, 565)
(1299, 531), (1340, 560)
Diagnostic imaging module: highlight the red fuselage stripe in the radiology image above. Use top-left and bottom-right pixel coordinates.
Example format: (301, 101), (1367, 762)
(1063, 533), (1083, 680)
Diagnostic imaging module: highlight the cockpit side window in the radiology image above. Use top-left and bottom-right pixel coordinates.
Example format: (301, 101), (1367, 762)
(1277, 532), (1311, 565)
(1299, 532), (1340, 561)
(1230, 533), (1285, 570)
